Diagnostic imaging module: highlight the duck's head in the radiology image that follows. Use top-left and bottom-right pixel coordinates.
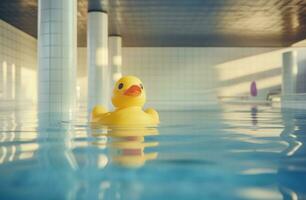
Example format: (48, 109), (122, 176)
(112, 76), (146, 108)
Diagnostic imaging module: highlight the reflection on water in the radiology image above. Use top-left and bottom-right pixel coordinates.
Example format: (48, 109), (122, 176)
(0, 104), (306, 199)
(0, 109), (39, 165)
(106, 127), (158, 168)
(90, 124), (159, 168)
(278, 109), (306, 200)
(251, 105), (258, 128)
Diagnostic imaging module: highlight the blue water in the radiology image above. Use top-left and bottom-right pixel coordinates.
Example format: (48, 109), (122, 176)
(0, 104), (306, 200)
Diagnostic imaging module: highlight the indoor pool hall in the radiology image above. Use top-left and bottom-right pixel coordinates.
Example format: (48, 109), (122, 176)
(1, 0), (306, 199)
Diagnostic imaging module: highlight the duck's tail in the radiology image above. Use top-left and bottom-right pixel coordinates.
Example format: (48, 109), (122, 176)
(91, 105), (108, 121)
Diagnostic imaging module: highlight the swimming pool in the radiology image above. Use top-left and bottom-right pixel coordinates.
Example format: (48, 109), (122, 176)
(0, 104), (305, 200)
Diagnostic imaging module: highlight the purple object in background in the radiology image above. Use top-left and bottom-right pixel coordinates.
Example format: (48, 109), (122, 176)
(250, 81), (257, 97)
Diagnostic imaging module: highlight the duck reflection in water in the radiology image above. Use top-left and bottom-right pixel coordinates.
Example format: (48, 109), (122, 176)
(91, 124), (159, 168)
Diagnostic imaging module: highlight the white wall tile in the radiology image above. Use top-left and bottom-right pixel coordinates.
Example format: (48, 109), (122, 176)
(121, 47), (284, 109)
(0, 19), (37, 103)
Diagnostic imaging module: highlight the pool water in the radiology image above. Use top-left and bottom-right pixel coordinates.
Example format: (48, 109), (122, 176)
(0, 104), (306, 200)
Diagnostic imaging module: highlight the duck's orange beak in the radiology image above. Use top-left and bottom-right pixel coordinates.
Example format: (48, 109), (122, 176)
(124, 85), (142, 97)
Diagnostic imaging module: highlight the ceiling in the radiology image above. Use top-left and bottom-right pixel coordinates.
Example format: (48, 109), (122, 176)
(1, 0), (306, 47)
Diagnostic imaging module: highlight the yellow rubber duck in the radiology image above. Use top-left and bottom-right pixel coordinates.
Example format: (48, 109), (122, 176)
(91, 76), (159, 126)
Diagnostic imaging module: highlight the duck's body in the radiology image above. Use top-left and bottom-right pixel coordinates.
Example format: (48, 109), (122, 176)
(91, 76), (159, 126)
(92, 105), (159, 126)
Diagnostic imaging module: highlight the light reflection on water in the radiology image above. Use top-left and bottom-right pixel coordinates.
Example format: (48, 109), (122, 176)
(0, 104), (306, 199)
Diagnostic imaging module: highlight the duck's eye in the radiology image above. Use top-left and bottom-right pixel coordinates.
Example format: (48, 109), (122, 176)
(140, 84), (143, 89)
(118, 83), (124, 90)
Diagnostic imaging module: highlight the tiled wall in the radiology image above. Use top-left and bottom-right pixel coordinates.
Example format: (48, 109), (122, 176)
(0, 20), (37, 103)
(0, 20), (303, 110)
(76, 47), (291, 109)
(122, 47), (283, 109)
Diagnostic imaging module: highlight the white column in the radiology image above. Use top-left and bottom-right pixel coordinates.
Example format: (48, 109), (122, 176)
(87, 11), (109, 112)
(38, 0), (77, 120)
(282, 51), (297, 95)
(109, 36), (122, 85)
